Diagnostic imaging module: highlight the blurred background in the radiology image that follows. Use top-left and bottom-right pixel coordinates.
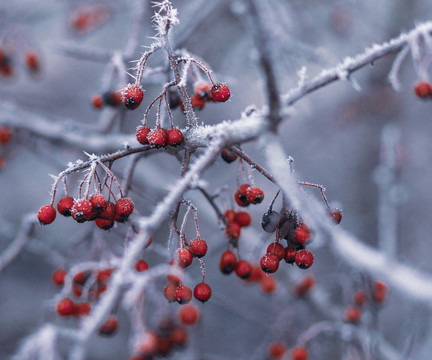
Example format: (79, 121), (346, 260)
(0, 0), (432, 359)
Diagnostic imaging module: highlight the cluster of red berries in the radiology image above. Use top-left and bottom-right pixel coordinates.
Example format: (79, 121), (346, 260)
(268, 343), (308, 360)
(181, 82), (230, 111)
(414, 81), (432, 99)
(37, 194), (134, 230)
(234, 184), (264, 207)
(130, 321), (189, 359)
(91, 91), (123, 109)
(136, 126), (184, 148)
(0, 47), (40, 77)
(223, 209), (251, 239)
(163, 239), (212, 304)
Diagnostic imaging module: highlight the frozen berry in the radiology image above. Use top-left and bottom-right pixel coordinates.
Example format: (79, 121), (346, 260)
(189, 238), (208, 258)
(98, 201), (115, 220)
(134, 260), (149, 272)
(234, 211), (251, 227)
(292, 347), (308, 360)
(284, 247), (297, 264)
(268, 342), (286, 359)
(174, 285), (192, 304)
(191, 93), (206, 109)
(72, 199), (94, 223)
(260, 254), (280, 274)
(52, 269), (66, 286)
(234, 184), (251, 207)
(57, 297), (75, 316)
(414, 81), (432, 99)
(95, 217), (114, 230)
(295, 225), (311, 245)
(261, 210), (279, 233)
(266, 242), (285, 260)
(99, 315), (119, 336)
(0, 126), (12, 144)
(90, 194), (107, 212)
(246, 187), (264, 204)
(195, 83), (212, 99)
(329, 208), (342, 224)
(37, 205), (56, 225)
(147, 128), (168, 147)
(235, 260), (252, 279)
(57, 196), (74, 217)
(344, 306), (362, 323)
(167, 128), (184, 147)
(295, 250), (314, 269)
(115, 198), (134, 221)
(221, 148), (238, 163)
(293, 276), (315, 297)
(226, 221), (241, 239)
(194, 282), (212, 303)
(136, 125), (151, 145)
(123, 85), (144, 110)
(178, 304), (200, 326)
(176, 248), (193, 268)
(91, 94), (103, 109)
(219, 250), (237, 275)
(211, 83), (230, 102)
(224, 209), (236, 223)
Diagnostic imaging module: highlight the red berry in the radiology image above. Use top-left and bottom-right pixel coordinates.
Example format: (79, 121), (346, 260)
(293, 276), (315, 297)
(37, 205), (56, 225)
(95, 217), (114, 230)
(221, 148), (238, 163)
(247, 264), (264, 283)
(219, 250), (237, 275)
(234, 184), (251, 207)
(72, 285), (82, 298)
(136, 125), (151, 145)
(57, 196), (74, 217)
(91, 94), (103, 109)
(115, 198), (134, 222)
(373, 280), (388, 303)
(176, 248), (193, 268)
(266, 242), (285, 260)
(295, 250), (314, 269)
(25, 52), (39, 71)
(52, 269), (66, 286)
(166, 128), (184, 147)
(329, 208), (342, 224)
(295, 225), (311, 245)
(123, 85), (144, 110)
(72, 199), (94, 223)
(193, 282), (212, 303)
(147, 128), (168, 147)
(211, 83), (230, 102)
(0, 126), (12, 144)
(224, 209), (236, 223)
(134, 260), (149, 272)
(260, 274), (277, 294)
(226, 221), (241, 239)
(235, 260), (252, 279)
(178, 304), (200, 326)
(284, 247), (297, 264)
(170, 328), (188, 347)
(268, 342), (286, 359)
(73, 271), (89, 286)
(57, 297), (75, 316)
(188, 238), (208, 258)
(344, 306), (362, 323)
(74, 302), (91, 316)
(174, 285), (192, 304)
(164, 283), (176, 302)
(102, 91), (123, 106)
(292, 347), (308, 360)
(246, 187), (264, 204)
(90, 194), (107, 212)
(354, 290), (366, 306)
(260, 254), (280, 274)
(414, 81), (432, 99)
(191, 94), (206, 109)
(234, 211), (251, 227)
(195, 83), (212, 99)
(99, 315), (119, 336)
(98, 201), (115, 220)
(97, 268), (113, 283)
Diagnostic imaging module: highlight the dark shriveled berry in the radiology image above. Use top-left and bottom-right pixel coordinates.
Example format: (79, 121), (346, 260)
(221, 148), (238, 163)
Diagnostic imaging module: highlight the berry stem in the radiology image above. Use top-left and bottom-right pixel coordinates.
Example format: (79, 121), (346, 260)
(199, 258), (206, 283)
(63, 177), (69, 197)
(298, 181), (330, 208)
(97, 161), (124, 198)
(134, 46), (161, 86)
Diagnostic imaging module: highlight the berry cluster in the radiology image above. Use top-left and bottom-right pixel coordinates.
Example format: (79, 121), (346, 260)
(268, 343), (309, 360)
(234, 183), (264, 206)
(181, 82), (230, 111)
(0, 45), (41, 77)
